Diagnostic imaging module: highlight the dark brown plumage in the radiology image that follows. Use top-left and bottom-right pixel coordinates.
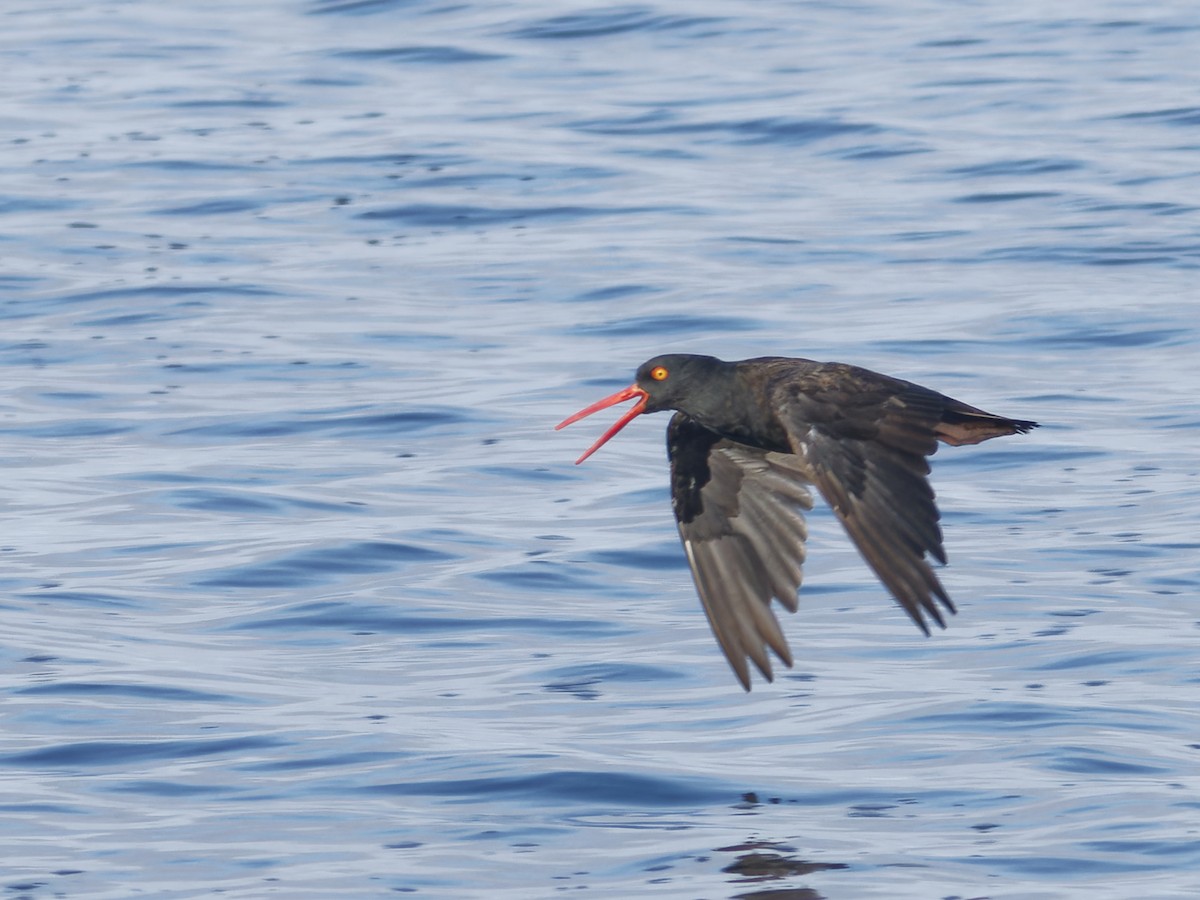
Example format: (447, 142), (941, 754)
(556, 354), (1038, 690)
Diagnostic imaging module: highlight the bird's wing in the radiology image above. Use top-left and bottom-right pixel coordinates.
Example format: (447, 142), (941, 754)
(777, 368), (955, 633)
(668, 412), (814, 691)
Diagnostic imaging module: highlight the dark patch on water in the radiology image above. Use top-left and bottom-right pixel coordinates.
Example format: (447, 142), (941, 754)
(3, 736), (282, 768)
(7, 420), (135, 438)
(954, 190), (1061, 203)
(238, 750), (405, 773)
(1044, 751), (1168, 776)
(15, 683), (235, 703)
(154, 199), (261, 216)
(509, 8), (725, 41)
(587, 545), (687, 570)
(542, 662), (682, 699)
(333, 46), (507, 64)
(572, 284), (663, 303)
(570, 111), (880, 145)
(569, 313), (759, 338)
(103, 780), (239, 797)
(364, 769), (734, 807)
(0, 196), (78, 215)
(1109, 106), (1200, 127)
(198, 541), (456, 589)
(48, 284), (277, 306)
(168, 408), (469, 439)
(476, 562), (623, 592)
(168, 97), (289, 109)
(228, 600), (626, 638)
(163, 487), (354, 516)
(308, 0), (425, 16)
(355, 203), (665, 227)
(948, 157), (1085, 177)
(18, 591), (141, 609)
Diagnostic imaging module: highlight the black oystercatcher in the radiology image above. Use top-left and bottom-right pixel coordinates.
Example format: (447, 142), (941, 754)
(556, 354), (1038, 690)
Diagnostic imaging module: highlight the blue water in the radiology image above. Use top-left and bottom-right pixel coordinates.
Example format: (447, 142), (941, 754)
(3, 1), (1199, 897)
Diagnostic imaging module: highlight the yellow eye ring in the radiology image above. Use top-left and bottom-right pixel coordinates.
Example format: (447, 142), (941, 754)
(650, 366), (669, 381)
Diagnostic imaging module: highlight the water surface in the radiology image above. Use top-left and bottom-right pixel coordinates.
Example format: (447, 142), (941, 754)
(2, 1), (1199, 897)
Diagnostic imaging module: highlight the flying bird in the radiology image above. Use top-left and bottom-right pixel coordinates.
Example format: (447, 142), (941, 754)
(556, 354), (1038, 690)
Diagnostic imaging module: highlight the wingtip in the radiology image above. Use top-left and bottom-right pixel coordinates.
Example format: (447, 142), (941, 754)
(917, 598), (956, 635)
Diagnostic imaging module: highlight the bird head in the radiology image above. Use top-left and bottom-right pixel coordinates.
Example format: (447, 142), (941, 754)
(556, 354), (720, 464)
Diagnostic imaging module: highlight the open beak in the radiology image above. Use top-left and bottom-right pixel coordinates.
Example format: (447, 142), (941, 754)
(555, 385), (649, 464)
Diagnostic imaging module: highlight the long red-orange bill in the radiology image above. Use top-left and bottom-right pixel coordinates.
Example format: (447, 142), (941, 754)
(555, 384), (648, 464)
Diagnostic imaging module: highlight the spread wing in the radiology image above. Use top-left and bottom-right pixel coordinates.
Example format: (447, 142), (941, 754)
(777, 366), (955, 634)
(668, 413), (814, 691)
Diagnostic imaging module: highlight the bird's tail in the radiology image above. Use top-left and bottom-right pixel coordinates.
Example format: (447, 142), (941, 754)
(936, 400), (1039, 447)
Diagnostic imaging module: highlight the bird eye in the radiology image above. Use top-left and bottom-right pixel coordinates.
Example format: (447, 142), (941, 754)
(650, 366), (669, 381)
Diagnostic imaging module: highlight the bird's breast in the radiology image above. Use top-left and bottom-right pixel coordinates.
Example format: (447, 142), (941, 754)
(705, 417), (792, 455)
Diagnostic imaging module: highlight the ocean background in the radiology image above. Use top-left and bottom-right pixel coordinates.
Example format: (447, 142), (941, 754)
(2, 1), (1199, 897)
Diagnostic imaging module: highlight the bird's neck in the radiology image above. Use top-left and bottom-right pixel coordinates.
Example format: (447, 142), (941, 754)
(684, 365), (790, 453)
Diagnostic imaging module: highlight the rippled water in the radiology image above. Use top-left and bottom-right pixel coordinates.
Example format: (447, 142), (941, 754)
(3, 1), (1199, 897)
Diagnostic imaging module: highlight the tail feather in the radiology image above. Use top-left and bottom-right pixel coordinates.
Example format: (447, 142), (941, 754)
(937, 401), (1039, 447)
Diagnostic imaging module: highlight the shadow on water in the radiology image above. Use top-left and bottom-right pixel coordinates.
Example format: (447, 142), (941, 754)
(716, 794), (850, 900)
(722, 840), (844, 899)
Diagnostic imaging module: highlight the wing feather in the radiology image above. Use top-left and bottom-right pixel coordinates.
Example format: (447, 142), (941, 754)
(777, 372), (955, 633)
(668, 413), (813, 691)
